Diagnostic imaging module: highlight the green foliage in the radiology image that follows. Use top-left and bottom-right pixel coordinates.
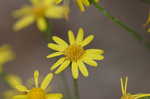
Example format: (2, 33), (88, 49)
(140, 96), (150, 99)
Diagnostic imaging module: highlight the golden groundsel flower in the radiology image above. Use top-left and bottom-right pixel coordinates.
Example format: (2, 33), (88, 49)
(13, 0), (69, 31)
(12, 70), (63, 99)
(120, 76), (150, 99)
(76, 0), (100, 12)
(47, 28), (104, 79)
(0, 45), (15, 72)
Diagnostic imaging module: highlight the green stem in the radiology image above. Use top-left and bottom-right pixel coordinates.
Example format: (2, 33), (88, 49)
(93, 2), (144, 41)
(60, 73), (72, 99)
(0, 72), (10, 86)
(42, 19), (53, 42)
(93, 2), (150, 49)
(73, 79), (80, 99)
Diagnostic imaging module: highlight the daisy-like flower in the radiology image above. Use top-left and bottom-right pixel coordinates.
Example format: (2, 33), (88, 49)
(120, 76), (150, 99)
(12, 70), (63, 99)
(13, 0), (69, 31)
(47, 28), (104, 79)
(76, 0), (100, 12)
(0, 45), (15, 72)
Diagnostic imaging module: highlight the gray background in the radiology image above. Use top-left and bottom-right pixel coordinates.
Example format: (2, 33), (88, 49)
(0, 0), (150, 99)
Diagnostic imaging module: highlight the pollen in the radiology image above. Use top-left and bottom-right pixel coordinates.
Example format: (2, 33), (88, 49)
(64, 44), (85, 61)
(27, 88), (46, 99)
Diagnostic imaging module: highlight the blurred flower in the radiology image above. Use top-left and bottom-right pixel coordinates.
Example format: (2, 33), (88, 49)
(13, 0), (69, 31)
(3, 74), (22, 99)
(120, 76), (150, 99)
(12, 70), (63, 99)
(47, 28), (104, 79)
(76, 0), (100, 12)
(144, 12), (150, 32)
(0, 45), (15, 72)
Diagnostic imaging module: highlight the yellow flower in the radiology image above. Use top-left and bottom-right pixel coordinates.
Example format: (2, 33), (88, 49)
(0, 45), (15, 72)
(144, 12), (150, 32)
(3, 74), (22, 99)
(47, 28), (104, 79)
(120, 76), (150, 99)
(13, 0), (69, 31)
(12, 70), (63, 99)
(76, 0), (100, 12)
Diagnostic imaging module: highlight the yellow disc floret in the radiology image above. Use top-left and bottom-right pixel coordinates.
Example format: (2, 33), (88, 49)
(27, 88), (46, 99)
(64, 44), (85, 61)
(32, 6), (47, 18)
(121, 94), (135, 99)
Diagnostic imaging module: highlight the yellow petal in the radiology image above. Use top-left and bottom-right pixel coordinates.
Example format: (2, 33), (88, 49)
(71, 62), (79, 79)
(78, 62), (88, 77)
(90, 55), (104, 60)
(55, 60), (70, 74)
(0, 45), (15, 64)
(41, 73), (53, 90)
(86, 49), (104, 54)
(76, 0), (85, 12)
(13, 6), (31, 18)
(47, 52), (63, 58)
(5, 74), (22, 89)
(80, 35), (94, 47)
(55, 0), (62, 4)
(46, 6), (69, 19)
(30, 0), (40, 5)
(83, 59), (98, 67)
(37, 18), (47, 31)
(48, 43), (65, 51)
(133, 94), (150, 98)
(76, 28), (84, 43)
(68, 30), (75, 44)
(3, 90), (18, 99)
(50, 57), (65, 70)
(44, 0), (55, 5)
(13, 95), (27, 99)
(82, 0), (90, 6)
(34, 70), (39, 88)
(15, 85), (29, 92)
(46, 93), (63, 99)
(52, 36), (68, 47)
(13, 16), (34, 31)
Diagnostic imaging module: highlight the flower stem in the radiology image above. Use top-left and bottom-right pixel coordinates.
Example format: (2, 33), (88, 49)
(73, 79), (80, 99)
(0, 72), (10, 86)
(60, 73), (72, 99)
(93, 2), (150, 49)
(93, 2), (143, 41)
(42, 19), (53, 42)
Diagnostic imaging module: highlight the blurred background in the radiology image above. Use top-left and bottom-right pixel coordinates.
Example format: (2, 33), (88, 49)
(0, 0), (150, 98)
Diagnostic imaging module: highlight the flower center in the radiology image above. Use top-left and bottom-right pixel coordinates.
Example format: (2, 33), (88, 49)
(121, 95), (135, 99)
(27, 88), (46, 99)
(32, 6), (46, 18)
(64, 44), (85, 61)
